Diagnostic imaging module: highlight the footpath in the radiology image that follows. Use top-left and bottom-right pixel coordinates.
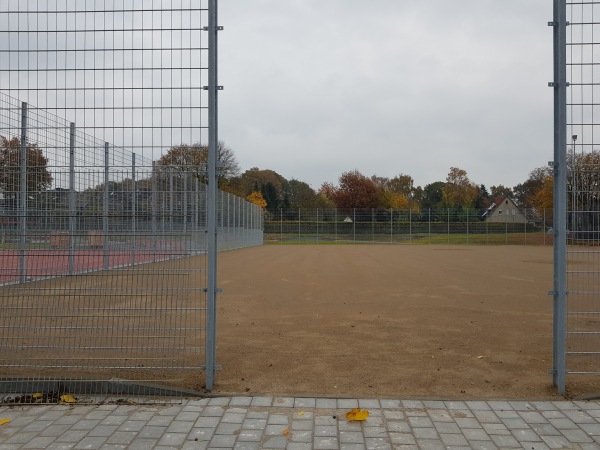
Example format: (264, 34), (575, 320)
(1, 396), (600, 449)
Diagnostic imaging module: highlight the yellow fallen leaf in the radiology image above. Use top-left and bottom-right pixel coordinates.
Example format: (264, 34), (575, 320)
(32, 393), (43, 399)
(0, 418), (10, 425)
(345, 408), (369, 421)
(282, 429), (289, 436)
(60, 394), (77, 403)
(297, 411), (304, 416)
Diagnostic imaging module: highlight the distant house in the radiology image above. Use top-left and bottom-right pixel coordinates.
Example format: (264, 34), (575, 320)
(481, 197), (528, 223)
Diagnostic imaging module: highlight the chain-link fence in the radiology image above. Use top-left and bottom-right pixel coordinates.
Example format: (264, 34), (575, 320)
(265, 207), (552, 245)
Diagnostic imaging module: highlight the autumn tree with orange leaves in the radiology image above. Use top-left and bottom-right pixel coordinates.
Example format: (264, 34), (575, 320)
(246, 191), (267, 209)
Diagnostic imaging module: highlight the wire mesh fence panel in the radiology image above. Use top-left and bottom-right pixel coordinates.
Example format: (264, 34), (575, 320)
(265, 208), (549, 245)
(0, 2), (259, 400)
(564, 0), (600, 385)
(217, 189), (263, 251)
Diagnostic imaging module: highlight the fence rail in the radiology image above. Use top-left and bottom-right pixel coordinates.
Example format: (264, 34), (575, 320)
(265, 208), (553, 245)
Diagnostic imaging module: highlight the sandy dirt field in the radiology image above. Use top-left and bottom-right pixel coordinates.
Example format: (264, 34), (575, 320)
(213, 245), (595, 400)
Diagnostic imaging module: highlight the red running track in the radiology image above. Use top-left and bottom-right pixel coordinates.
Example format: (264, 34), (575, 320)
(0, 248), (185, 284)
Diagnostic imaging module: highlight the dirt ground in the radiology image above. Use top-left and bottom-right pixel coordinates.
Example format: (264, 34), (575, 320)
(213, 244), (596, 400)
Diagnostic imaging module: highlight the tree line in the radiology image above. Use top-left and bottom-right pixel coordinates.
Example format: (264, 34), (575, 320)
(3, 135), (598, 219)
(215, 144), (560, 216)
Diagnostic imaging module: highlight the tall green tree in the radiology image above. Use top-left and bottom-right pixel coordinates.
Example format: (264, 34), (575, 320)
(490, 184), (514, 198)
(261, 182), (280, 213)
(284, 179), (327, 208)
(421, 181), (445, 210)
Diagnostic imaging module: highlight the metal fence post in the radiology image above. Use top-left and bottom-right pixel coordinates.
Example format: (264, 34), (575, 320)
(68, 122), (75, 275)
(131, 153), (136, 265)
(169, 168), (174, 233)
(447, 208), (450, 244)
(552, 0), (568, 395)
(103, 142), (109, 270)
(390, 208), (393, 243)
(316, 208), (319, 244)
(19, 102), (28, 283)
(195, 178), (199, 233)
(335, 208), (338, 242)
(161, 190), (166, 232)
(512, 210), (516, 244)
(205, 0), (220, 390)
(524, 208), (527, 245)
(409, 208), (412, 242)
(183, 175), (188, 234)
(371, 208), (374, 242)
(428, 208), (431, 243)
(151, 161), (157, 262)
(466, 209), (469, 245)
(353, 208), (356, 242)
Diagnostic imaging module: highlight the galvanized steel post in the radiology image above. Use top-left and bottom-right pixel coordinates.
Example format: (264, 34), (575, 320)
(447, 208), (450, 244)
(428, 208), (431, 243)
(183, 175), (188, 234)
(195, 178), (199, 233)
(205, 0), (220, 391)
(103, 142), (109, 270)
(169, 169), (174, 233)
(19, 102), (27, 283)
(552, 0), (568, 395)
(131, 153), (136, 265)
(409, 208), (412, 242)
(151, 162), (157, 262)
(69, 123), (76, 274)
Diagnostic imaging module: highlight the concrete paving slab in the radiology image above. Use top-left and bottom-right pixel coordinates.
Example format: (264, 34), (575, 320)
(2, 397), (600, 449)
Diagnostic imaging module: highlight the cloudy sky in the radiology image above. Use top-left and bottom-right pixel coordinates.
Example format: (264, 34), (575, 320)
(219, 0), (553, 191)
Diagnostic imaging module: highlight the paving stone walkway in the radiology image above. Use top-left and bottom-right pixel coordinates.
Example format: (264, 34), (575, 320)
(1, 396), (600, 449)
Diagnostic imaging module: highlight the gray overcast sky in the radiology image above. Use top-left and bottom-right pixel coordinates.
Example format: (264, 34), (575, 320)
(219, 0), (553, 191)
